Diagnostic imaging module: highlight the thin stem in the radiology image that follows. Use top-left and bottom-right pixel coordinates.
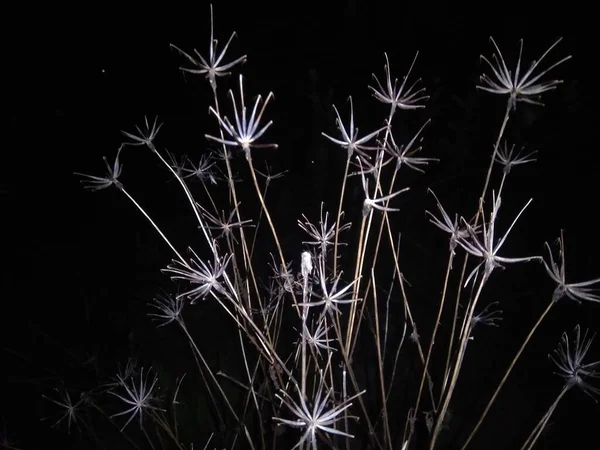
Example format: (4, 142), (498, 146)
(249, 180), (270, 259)
(461, 300), (555, 449)
(148, 410), (185, 450)
(432, 100), (512, 448)
(440, 251), (468, 402)
(236, 327), (266, 450)
(120, 187), (186, 264)
(520, 385), (570, 450)
(178, 321), (241, 424)
(345, 214), (367, 349)
(148, 142), (216, 256)
(430, 273), (486, 449)
(209, 92), (263, 317)
(333, 156), (351, 277)
(328, 314), (383, 450)
(246, 155), (300, 310)
(408, 250), (454, 439)
(478, 102), (512, 214)
(371, 269), (393, 449)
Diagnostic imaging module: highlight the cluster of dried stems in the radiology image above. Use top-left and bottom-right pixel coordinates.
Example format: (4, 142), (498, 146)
(44, 5), (600, 450)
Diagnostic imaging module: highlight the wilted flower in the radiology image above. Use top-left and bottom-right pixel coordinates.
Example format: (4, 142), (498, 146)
(358, 156), (409, 216)
(478, 37), (571, 110)
(74, 145), (124, 191)
(121, 116), (163, 148)
(164, 248), (232, 303)
(109, 367), (164, 431)
(298, 203), (351, 256)
(470, 301), (503, 339)
(542, 236), (600, 304)
(273, 374), (364, 450)
(458, 192), (538, 285)
(494, 141), (537, 175)
(426, 189), (477, 259)
(197, 202), (254, 243)
(148, 293), (185, 327)
(169, 5), (246, 91)
(183, 153), (219, 185)
(42, 390), (85, 434)
(550, 325), (600, 401)
(384, 120), (436, 173)
(322, 96), (386, 159)
(299, 256), (359, 316)
(205, 75), (277, 161)
(369, 52), (428, 111)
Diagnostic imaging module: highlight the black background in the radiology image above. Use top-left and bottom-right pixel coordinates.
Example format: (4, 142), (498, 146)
(4, 1), (599, 449)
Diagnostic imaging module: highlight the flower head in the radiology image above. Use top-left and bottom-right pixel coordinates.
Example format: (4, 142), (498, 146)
(358, 156), (409, 216)
(369, 52), (428, 111)
(299, 256), (359, 316)
(255, 163), (288, 188)
(295, 318), (336, 361)
(205, 75), (277, 161)
(384, 119), (436, 173)
(109, 367), (164, 431)
(298, 203), (351, 256)
(478, 37), (571, 110)
(74, 145), (124, 191)
(169, 5), (246, 91)
(426, 189), (477, 259)
(42, 390), (85, 434)
(494, 141), (537, 175)
(197, 202), (254, 243)
(550, 325), (600, 401)
(166, 150), (188, 178)
(542, 235), (600, 304)
(469, 301), (503, 339)
(273, 373), (364, 450)
(164, 248), (232, 303)
(148, 293), (185, 327)
(322, 97), (386, 159)
(183, 153), (219, 185)
(458, 192), (538, 285)
(121, 116), (163, 148)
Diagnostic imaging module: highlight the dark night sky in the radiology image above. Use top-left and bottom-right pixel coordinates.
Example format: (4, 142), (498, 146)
(4, 2), (600, 449)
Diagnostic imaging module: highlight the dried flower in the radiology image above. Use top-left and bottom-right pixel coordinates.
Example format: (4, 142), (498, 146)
(478, 37), (571, 110)
(322, 96), (385, 159)
(169, 5), (246, 91)
(369, 52), (428, 111)
(550, 325), (600, 401)
(205, 75), (277, 161)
